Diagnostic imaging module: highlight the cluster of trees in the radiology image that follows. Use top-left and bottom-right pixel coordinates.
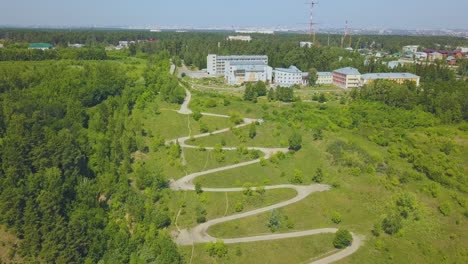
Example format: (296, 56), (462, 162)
(352, 79), (468, 123)
(243, 81), (267, 102)
(267, 87), (295, 102)
(0, 56), (182, 263)
(0, 47), (108, 61)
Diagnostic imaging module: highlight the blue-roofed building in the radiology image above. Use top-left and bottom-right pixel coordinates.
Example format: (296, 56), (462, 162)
(361, 73), (420, 86)
(274, 66), (306, 87)
(333, 67), (361, 89)
(316, 72), (333, 85)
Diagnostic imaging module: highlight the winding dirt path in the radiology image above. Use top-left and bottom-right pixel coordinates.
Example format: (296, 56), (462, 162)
(168, 88), (363, 263)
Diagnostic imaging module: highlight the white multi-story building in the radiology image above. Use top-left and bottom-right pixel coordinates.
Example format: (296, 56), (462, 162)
(274, 66), (305, 87)
(207, 54), (269, 75)
(316, 72), (333, 85)
(457, 47), (468, 53)
(333, 67), (361, 89)
(402, 45), (419, 54)
(227, 35), (252, 42)
(224, 61), (273, 85)
(300, 41), (314, 48)
(414, 52), (428, 61)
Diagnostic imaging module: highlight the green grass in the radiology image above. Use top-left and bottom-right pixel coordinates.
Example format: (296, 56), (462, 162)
(194, 135), (326, 188)
(182, 148), (263, 178)
(191, 120), (293, 148)
(179, 234), (335, 264)
(167, 188), (297, 229)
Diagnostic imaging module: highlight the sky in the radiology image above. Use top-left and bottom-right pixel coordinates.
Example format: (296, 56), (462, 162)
(1, 0), (468, 30)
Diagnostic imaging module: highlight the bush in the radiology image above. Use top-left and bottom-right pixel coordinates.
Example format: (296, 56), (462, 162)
(288, 132), (303, 151)
(290, 169), (304, 184)
(331, 212), (342, 224)
(313, 168), (324, 183)
(205, 240), (228, 258)
(439, 202), (452, 216)
(382, 214), (402, 235)
(193, 111), (203, 121)
(195, 182), (203, 194)
(333, 229), (353, 249)
(267, 210), (282, 232)
(235, 201), (244, 212)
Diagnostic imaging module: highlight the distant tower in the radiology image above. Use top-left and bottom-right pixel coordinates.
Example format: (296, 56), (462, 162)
(307, 1), (318, 44)
(341, 20), (351, 48)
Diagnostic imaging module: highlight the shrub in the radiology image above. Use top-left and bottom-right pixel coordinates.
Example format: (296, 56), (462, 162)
(267, 210), (282, 232)
(206, 240), (228, 258)
(382, 214), (402, 235)
(333, 229), (353, 249)
(195, 182), (203, 194)
(235, 201), (244, 212)
(288, 131), (302, 151)
(192, 110), (203, 121)
(313, 168), (324, 183)
(439, 202), (452, 216)
(331, 212), (342, 224)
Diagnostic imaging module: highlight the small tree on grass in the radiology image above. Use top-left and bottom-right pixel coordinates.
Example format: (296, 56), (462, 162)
(331, 211), (342, 224)
(267, 209), (282, 232)
(206, 240), (228, 258)
(229, 112), (243, 125)
(193, 110), (203, 121)
(382, 214), (402, 235)
(333, 229), (353, 249)
(319, 93), (327, 103)
(249, 123), (257, 139)
(288, 131), (302, 151)
(195, 182), (203, 194)
(313, 168), (324, 183)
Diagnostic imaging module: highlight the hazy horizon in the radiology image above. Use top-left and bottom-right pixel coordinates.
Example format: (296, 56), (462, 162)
(1, 0), (468, 30)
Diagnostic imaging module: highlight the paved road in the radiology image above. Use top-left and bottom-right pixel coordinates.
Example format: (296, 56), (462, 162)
(168, 88), (363, 264)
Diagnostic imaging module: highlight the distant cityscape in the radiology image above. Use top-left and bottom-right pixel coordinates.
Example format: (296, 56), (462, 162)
(1, 24), (468, 38)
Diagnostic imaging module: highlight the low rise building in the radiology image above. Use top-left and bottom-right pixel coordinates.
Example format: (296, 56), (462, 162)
(361, 73), (420, 87)
(457, 47), (468, 53)
(0, 43), (4, 48)
(316, 72), (333, 85)
(447, 56), (456, 65)
(274, 66), (305, 87)
(414, 52), (428, 61)
(227, 35), (252, 42)
(224, 61), (272, 85)
(403, 45), (419, 54)
(29, 43), (53, 50)
(429, 52), (443, 61)
(333, 67), (361, 89)
(300, 41), (314, 48)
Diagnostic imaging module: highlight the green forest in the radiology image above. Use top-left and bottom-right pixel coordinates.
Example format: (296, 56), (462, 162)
(0, 53), (184, 263)
(0, 30), (467, 264)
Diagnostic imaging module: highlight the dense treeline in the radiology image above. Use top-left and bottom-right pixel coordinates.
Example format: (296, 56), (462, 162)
(351, 80), (468, 123)
(0, 47), (107, 61)
(2, 29), (468, 70)
(0, 56), (182, 263)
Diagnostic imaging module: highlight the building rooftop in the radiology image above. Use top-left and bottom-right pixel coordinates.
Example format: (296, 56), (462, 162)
(218, 55), (268, 60)
(361, 73), (420, 80)
(275, 66), (302, 74)
(29, 43), (53, 49)
(334, 67), (361, 76)
(317, 72), (332, 76)
(228, 60), (267, 66)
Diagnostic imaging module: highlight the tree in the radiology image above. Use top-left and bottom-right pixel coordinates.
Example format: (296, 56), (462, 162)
(308, 68), (318, 86)
(288, 131), (303, 151)
(249, 123), (257, 139)
(192, 111), (203, 121)
(313, 168), (324, 183)
(267, 210), (282, 232)
(267, 88), (275, 101)
(318, 93), (327, 103)
(331, 211), (342, 224)
(333, 229), (353, 249)
(195, 183), (203, 194)
(382, 214), (402, 235)
(205, 241), (228, 258)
